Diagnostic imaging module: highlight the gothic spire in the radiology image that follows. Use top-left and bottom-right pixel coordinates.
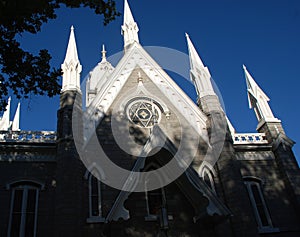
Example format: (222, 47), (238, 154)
(12, 102), (20, 131)
(101, 44), (107, 62)
(0, 97), (11, 130)
(243, 65), (279, 123)
(186, 33), (215, 98)
(121, 0), (139, 49)
(61, 26), (82, 92)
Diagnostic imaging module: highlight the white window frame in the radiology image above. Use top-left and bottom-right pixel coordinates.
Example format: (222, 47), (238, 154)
(143, 164), (173, 222)
(86, 171), (105, 223)
(199, 164), (216, 194)
(244, 177), (279, 233)
(7, 183), (40, 237)
(145, 183), (165, 221)
(202, 168), (216, 194)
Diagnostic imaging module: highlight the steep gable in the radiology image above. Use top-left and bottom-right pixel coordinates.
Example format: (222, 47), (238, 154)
(85, 43), (208, 146)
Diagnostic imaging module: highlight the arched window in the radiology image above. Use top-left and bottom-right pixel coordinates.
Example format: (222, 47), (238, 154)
(7, 180), (43, 237)
(200, 165), (216, 194)
(143, 159), (172, 229)
(243, 177), (277, 233)
(145, 181), (169, 229)
(86, 171), (105, 223)
(145, 183), (166, 218)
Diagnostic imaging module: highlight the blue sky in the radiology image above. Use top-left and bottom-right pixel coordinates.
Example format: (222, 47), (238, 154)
(5, 0), (300, 162)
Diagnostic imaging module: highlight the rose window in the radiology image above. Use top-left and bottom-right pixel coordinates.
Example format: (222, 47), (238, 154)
(126, 99), (161, 128)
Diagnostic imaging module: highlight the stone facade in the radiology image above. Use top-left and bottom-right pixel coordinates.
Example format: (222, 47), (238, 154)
(0, 1), (300, 236)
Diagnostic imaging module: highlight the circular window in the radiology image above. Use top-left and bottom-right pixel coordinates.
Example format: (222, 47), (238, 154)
(126, 99), (161, 128)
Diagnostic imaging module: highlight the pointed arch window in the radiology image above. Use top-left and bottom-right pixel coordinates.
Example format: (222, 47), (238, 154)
(86, 171), (105, 223)
(200, 166), (216, 194)
(244, 177), (279, 233)
(144, 170), (172, 227)
(145, 183), (170, 229)
(7, 181), (43, 237)
(145, 185), (166, 218)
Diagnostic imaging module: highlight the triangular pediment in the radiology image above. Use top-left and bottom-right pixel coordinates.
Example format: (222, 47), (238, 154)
(85, 43), (208, 144)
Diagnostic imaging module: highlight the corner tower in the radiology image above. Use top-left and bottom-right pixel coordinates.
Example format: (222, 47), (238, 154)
(55, 26), (84, 237)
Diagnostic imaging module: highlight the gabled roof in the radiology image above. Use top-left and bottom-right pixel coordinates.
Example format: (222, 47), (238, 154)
(85, 43), (208, 142)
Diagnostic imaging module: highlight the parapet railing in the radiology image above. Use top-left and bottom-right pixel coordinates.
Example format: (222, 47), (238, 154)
(233, 133), (268, 145)
(0, 130), (57, 143)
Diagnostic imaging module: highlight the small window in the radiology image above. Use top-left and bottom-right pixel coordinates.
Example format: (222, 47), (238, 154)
(202, 168), (216, 194)
(87, 172), (105, 223)
(244, 177), (278, 233)
(7, 182), (40, 237)
(146, 187), (164, 217)
(145, 186), (170, 229)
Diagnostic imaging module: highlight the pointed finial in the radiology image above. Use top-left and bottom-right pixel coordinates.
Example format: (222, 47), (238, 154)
(61, 25), (82, 92)
(0, 97), (11, 131)
(243, 65), (280, 123)
(186, 33), (215, 98)
(122, 0), (139, 49)
(124, 0), (135, 24)
(12, 102), (20, 131)
(64, 25), (79, 63)
(137, 71), (143, 83)
(186, 33), (205, 69)
(101, 44), (107, 62)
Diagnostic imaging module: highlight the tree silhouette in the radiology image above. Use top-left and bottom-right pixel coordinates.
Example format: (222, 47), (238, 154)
(0, 0), (119, 111)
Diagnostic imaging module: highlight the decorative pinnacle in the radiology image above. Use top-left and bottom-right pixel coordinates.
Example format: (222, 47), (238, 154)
(137, 71), (143, 83)
(122, 0), (139, 48)
(101, 44), (107, 62)
(185, 32), (205, 69)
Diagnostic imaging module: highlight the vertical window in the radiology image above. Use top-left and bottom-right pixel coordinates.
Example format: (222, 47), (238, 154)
(145, 185), (169, 229)
(146, 187), (164, 216)
(87, 172), (105, 223)
(244, 178), (275, 231)
(201, 167), (216, 194)
(8, 183), (40, 237)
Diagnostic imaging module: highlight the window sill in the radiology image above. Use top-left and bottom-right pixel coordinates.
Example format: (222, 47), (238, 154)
(86, 216), (105, 223)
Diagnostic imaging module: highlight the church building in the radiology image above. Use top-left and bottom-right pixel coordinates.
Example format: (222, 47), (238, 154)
(1, 1), (300, 236)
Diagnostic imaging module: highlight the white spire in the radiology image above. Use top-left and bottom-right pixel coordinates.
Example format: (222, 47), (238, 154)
(243, 65), (280, 123)
(186, 33), (215, 98)
(121, 0), (139, 49)
(61, 25), (82, 92)
(101, 44), (107, 62)
(12, 102), (20, 131)
(0, 97), (11, 131)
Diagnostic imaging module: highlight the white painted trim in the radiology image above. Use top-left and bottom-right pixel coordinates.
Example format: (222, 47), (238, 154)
(86, 169), (105, 223)
(244, 178), (275, 231)
(7, 184), (39, 237)
(84, 43), (208, 147)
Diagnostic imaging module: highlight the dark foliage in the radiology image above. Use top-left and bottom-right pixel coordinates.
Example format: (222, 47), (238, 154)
(0, 0), (119, 111)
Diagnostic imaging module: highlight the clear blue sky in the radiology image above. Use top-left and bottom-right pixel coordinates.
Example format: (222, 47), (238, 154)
(6, 0), (300, 162)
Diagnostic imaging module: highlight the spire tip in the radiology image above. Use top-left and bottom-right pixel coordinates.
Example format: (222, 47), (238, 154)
(101, 44), (107, 62)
